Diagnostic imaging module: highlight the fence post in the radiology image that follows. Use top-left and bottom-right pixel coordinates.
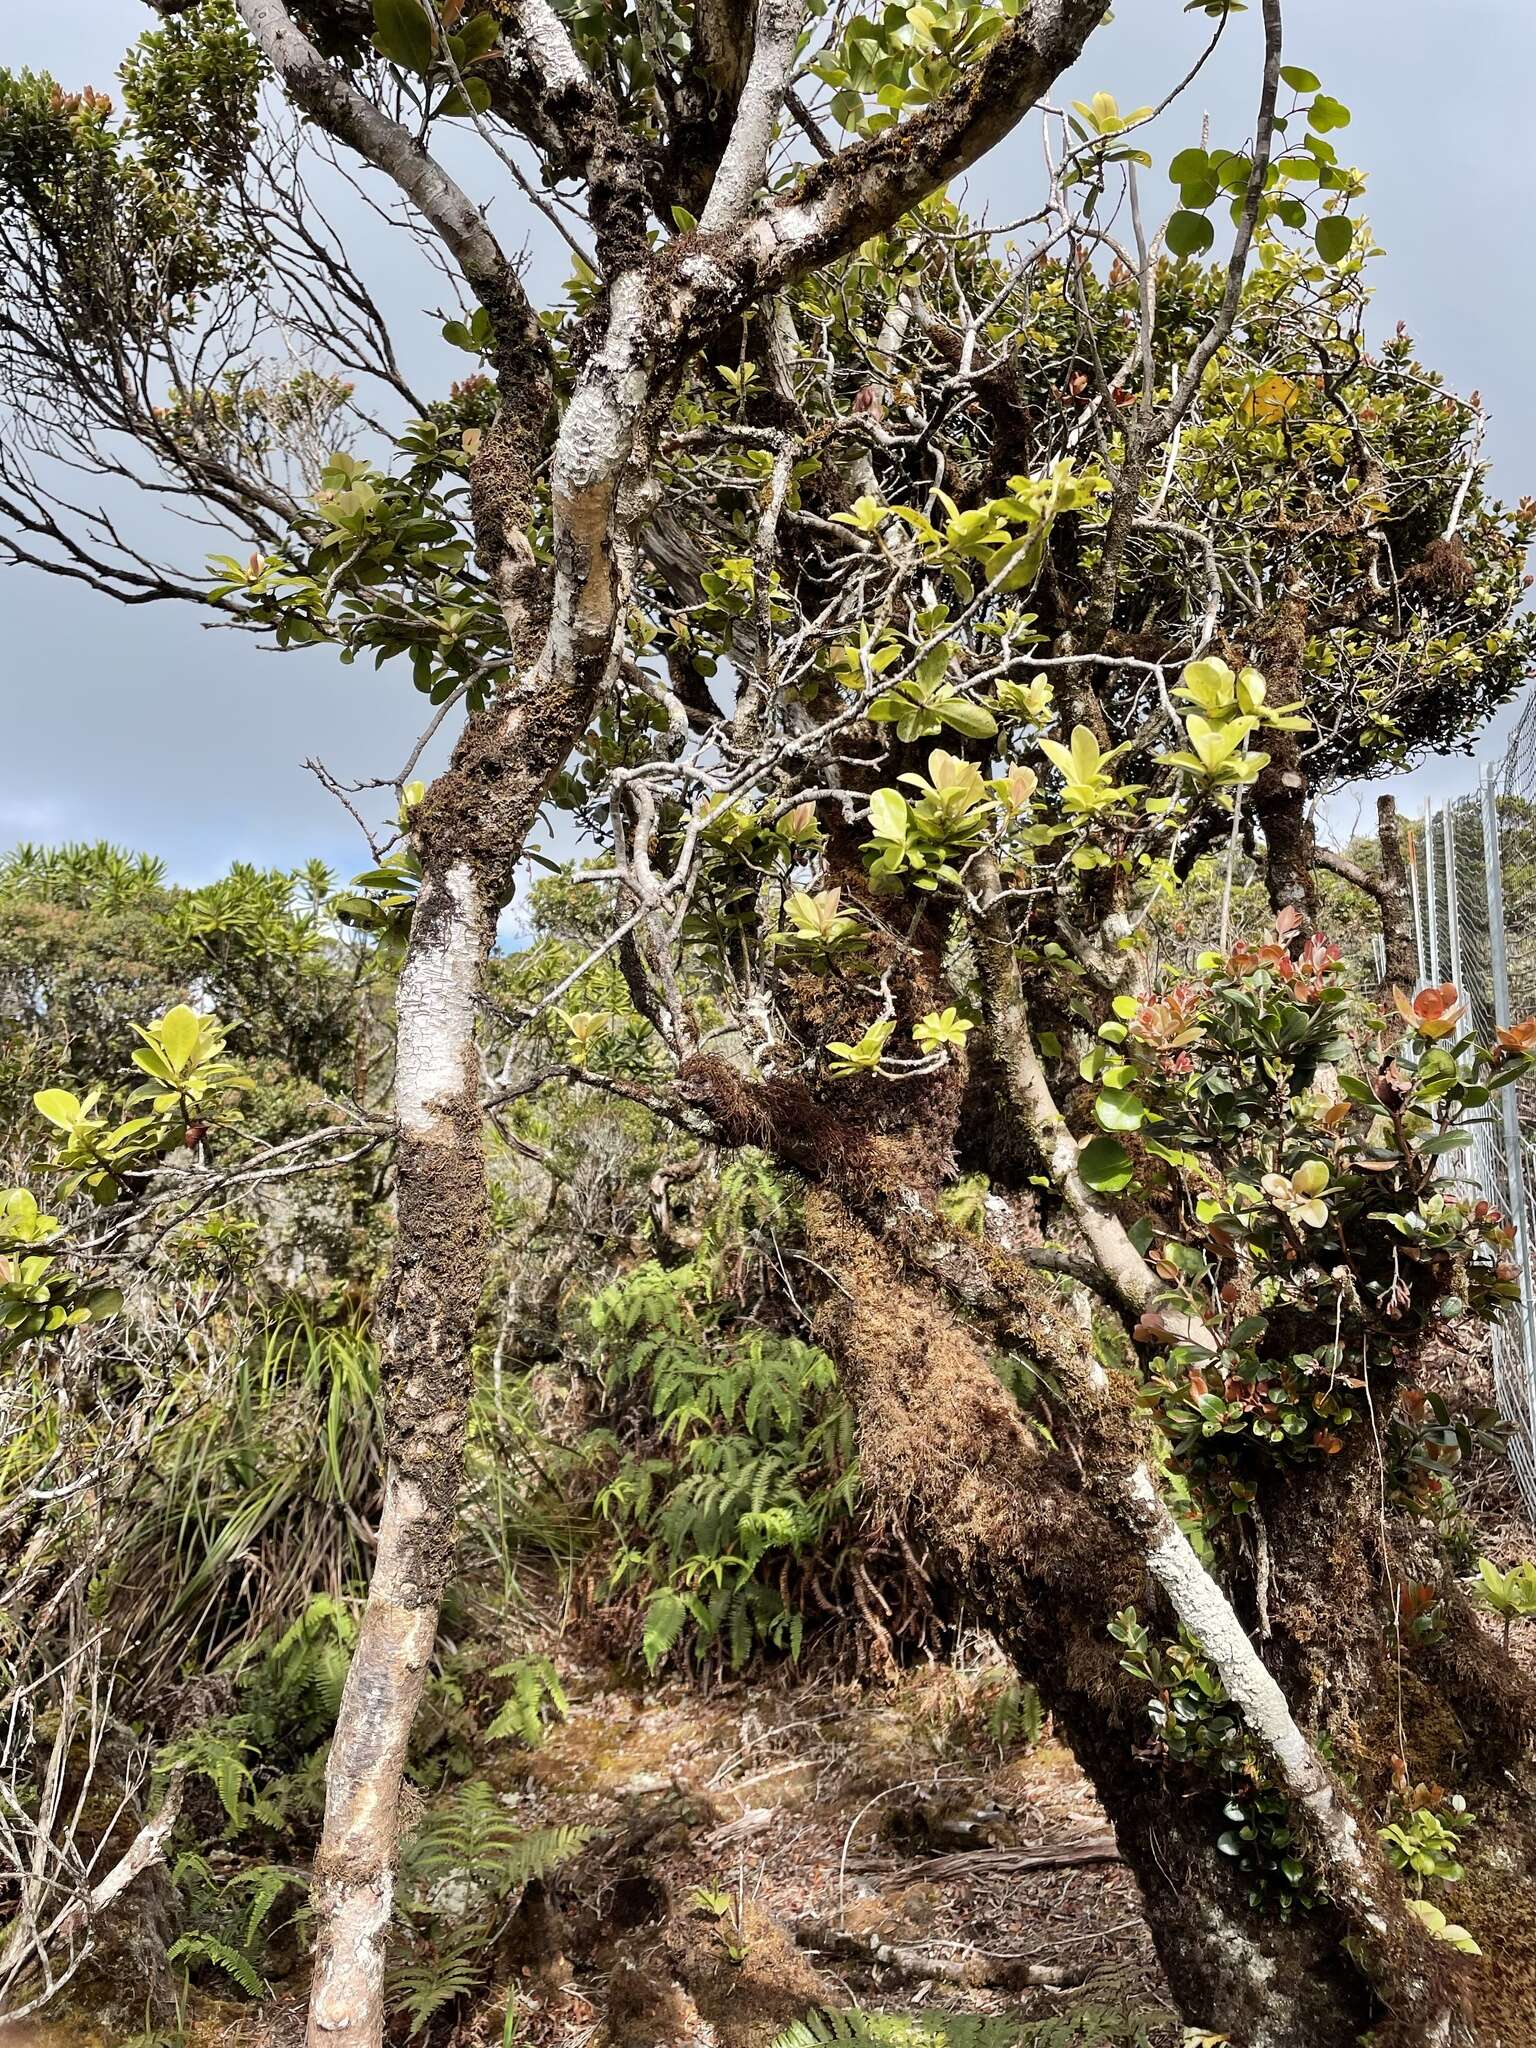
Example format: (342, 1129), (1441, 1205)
(1444, 802), (1464, 995)
(1407, 823), (1427, 988)
(1480, 763), (1536, 1433)
(1423, 800), (1441, 986)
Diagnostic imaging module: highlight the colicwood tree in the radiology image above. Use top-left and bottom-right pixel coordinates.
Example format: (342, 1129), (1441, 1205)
(6, 0), (1536, 2042)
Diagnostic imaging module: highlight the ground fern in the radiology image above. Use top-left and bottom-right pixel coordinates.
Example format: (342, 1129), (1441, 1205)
(387, 1781), (592, 2034)
(167, 1931), (265, 2000)
(769, 2012), (1170, 2048)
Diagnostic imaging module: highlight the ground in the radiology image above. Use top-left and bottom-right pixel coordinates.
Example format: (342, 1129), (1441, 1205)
(317, 1653), (1168, 2046)
(0, 1653), (1179, 2048)
(11, 1430), (1534, 2048)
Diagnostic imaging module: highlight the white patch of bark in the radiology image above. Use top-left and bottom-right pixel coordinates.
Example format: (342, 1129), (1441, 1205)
(306, 1479), (442, 2046)
(502, 0), (590, 97)
(547, 269), (654, 673)
(393, 861), (484, 1137)
(1130, 1464), (1380, 1914)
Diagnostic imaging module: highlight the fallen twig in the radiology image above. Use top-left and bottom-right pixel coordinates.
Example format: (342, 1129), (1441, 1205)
(792, 1914), (1087, 1990)
(879, 1833), (1122, 1885)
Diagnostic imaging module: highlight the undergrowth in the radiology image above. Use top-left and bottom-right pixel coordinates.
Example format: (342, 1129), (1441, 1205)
(581, 1157), (944, 1673)
(769, 2008), (1174, 2047)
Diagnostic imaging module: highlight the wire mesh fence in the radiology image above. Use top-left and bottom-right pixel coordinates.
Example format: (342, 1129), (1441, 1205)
(1412, 692), (1536, 1511)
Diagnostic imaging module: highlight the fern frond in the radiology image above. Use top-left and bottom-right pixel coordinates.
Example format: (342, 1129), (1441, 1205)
(168, 1931), (265, 1999)
(399, 1781), (590, 1909)
(485, 1655), (569, 1747)
(230, 1863), (307, 1948)
(386, 1937), (486, 2035)
(501, 1823), (593, 1888)
(766, 2011), (1169, 2048)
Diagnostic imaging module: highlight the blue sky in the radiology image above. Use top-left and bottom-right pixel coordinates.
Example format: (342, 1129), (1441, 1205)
(3, 0), (1533, 879)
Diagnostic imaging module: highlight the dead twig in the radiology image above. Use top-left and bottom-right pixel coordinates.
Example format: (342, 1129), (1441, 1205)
(792, 1913), (1088, 1991)
(880, 1833), (1121, 1886)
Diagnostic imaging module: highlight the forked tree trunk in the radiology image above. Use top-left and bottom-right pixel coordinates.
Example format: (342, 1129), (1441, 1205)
(300, 262), (665, 2041)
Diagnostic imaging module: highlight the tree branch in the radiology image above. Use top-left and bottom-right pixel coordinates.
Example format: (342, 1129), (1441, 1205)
(234, 0), (524, 308)
(698, 0), (807, 233)
(1158, 0), (1284, 432)
(726, 0), (1113, 295)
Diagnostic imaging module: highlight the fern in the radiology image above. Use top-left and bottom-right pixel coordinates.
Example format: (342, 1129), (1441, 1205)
(260, 1592), (357, 1743)
(587, 1241), (869, 1671)
(389, 1784), (592, 2036)
(234, 1863), (307, 1948)
(638, 1589), (685, 1671)
(502, 1823), (593, 1888)
(387, 1928), (488, 2034)
(158, 1720), (259, 1833)
(485, 1654), (569, 1747)
(768, 2012), (1169, 2048)
(168, 1930), (266, 1999)
(399, 1780), (590, 1911)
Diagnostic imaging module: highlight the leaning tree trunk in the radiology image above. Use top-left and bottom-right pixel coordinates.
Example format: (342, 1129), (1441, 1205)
(298, 286), (659, 2044)
(676, 798), (1536, 2044)
(801, 1194), (1531, 2048)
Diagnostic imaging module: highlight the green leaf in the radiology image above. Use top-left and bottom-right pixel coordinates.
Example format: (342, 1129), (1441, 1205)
(1168, 146), (1211, 185)
(1280, 64), (1321, 91)
(372, 0), (433, 72)
(1166, 209), (1216, 258)
(866, 788), (908, 842)
(157, 1005), (202, 1074)
(1314, 213), (1353, 264)
(34, 1089), (83, 1130)
(1095, 1086), (1146, 1133)
(1080, 1134), (1135, 1192)
(438, 76), (492, 116)
(453, 10), (499, 60)
(1307, 93), (1351, 133)
(935, 698), (998, 739)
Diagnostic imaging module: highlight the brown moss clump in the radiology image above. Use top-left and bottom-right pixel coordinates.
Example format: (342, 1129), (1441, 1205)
(1404, 534), (1477, 600)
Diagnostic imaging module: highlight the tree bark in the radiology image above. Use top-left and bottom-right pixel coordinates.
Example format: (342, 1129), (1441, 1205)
(305, 859), (493, 2044)
(1315, 795), (1417, 1001)
(1374, 795), (1418, 996)
(1248, 603), (1316, 931)
(221, 5), (1137, 2038)
(801, 1195), (1464, 2048)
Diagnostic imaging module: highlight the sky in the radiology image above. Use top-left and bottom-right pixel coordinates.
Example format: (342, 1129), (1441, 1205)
(3, 0), (1534, 882)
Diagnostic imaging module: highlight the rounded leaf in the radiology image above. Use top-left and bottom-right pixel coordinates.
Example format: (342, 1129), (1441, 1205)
(33, 1089), (83, 1131)
(372, 0), (434, 71)
(1166, 210), (1216, 258)
(1080, 1134), (1135, 1192)
(1095, 1087), (1147, 1133)
(1314, 213), (1353, 265)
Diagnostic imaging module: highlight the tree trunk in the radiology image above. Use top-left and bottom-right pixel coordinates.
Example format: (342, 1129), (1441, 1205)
(305, 856), (494, 2045)
(1249, 603), (1316, 931)
(800, 1193), (1501, 2048)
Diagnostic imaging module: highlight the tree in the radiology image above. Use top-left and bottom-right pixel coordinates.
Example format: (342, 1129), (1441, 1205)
(4, 1), (1536, 2043)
